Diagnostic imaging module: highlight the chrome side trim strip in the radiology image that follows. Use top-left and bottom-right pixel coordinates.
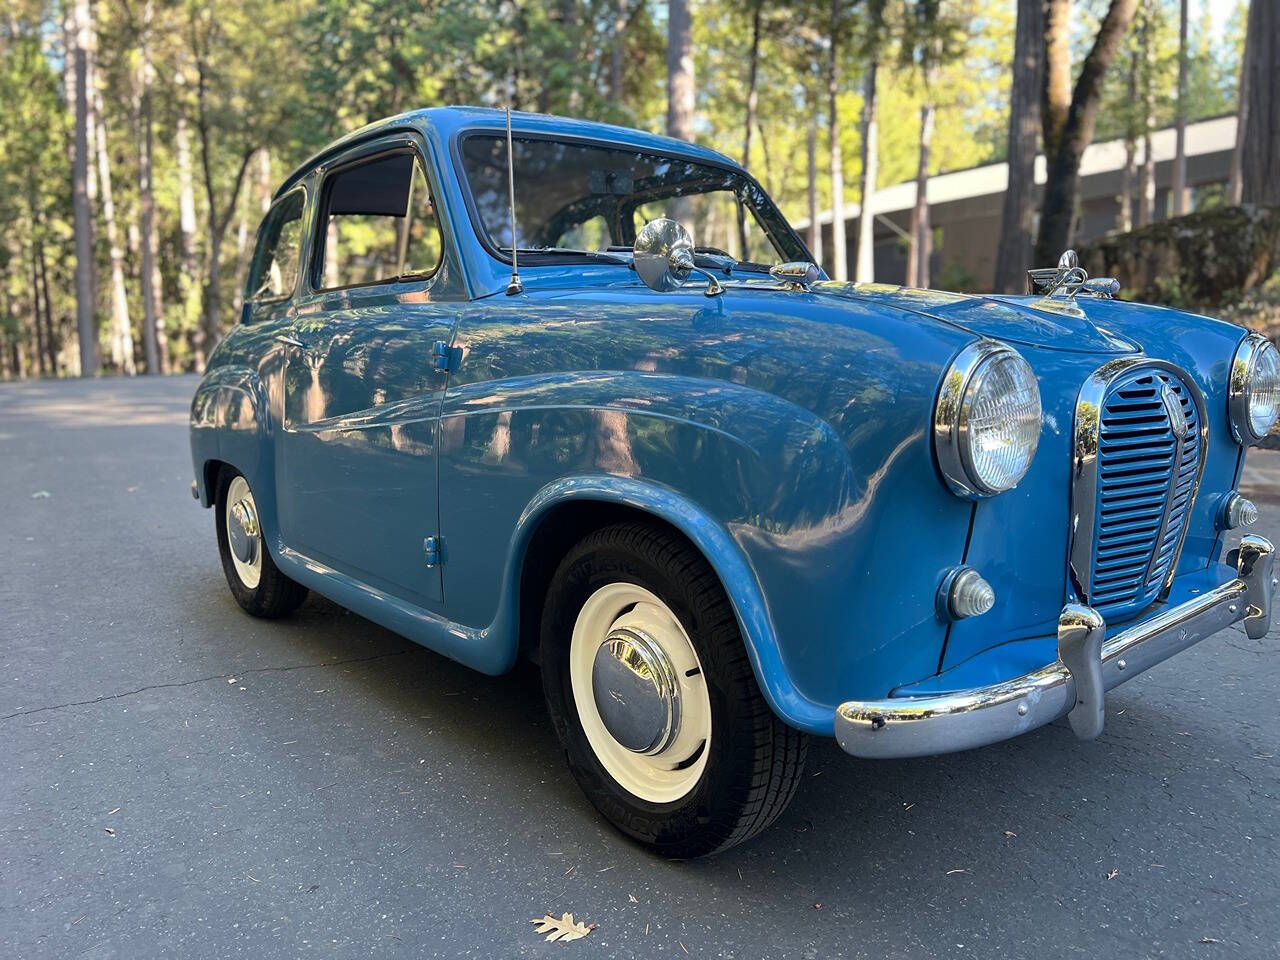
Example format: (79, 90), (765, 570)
(835, 536), (1274, 760)
(1068, 358), (1209, 604)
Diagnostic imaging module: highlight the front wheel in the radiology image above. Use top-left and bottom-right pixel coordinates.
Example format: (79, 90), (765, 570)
(214, 468), (308, 618)
(540, 522), (807, 858)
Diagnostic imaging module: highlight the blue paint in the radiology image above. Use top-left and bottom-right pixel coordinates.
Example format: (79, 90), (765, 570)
(191, 107), (1259, 737)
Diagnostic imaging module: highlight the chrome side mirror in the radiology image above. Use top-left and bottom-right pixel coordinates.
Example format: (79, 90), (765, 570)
(633, 218), (723, 297)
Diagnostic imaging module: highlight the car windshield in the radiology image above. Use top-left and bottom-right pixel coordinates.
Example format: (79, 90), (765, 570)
(459, 134), (807, 269)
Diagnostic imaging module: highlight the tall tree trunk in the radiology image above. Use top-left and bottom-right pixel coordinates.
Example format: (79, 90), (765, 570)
(176, 114), (202, 368)
(1171, 0), (1189, 215)
(1034, 0), (1138, 264)
(666, 0), (694, 223)
(739, 3), (761, 256)
(666, 0), (694, 141)
(994, 0), (1045, 293)
(854, 60), (878, 283)
(906, 71), (936, 288)
(610, 0), (627, 103)
(1137, 1), (1155, 227)
(198, 150), (255, 364)
(38, 240), (58, 375)
(1228, 6), (1253, 205)
(92, 85), (135, 374)
(828, 0), (848, 281)
(29, 248), (47, 377)
(807, 95), (823, 269)
(1119, 48), (1137, 232)
(1138, 121), (1155, 227)
(742, 4), (761, 167)
(136, 0), (165, 374)
(69, 0), (97, 376)
(1240, 0), (1279, 204)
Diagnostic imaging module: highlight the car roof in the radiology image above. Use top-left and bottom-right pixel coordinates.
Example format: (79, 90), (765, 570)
(273, 105), (740, 201)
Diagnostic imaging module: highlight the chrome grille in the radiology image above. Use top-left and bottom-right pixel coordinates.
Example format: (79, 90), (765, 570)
(1090, 368), (1201, 619)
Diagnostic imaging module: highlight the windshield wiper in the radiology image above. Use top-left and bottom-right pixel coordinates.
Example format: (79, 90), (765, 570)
(501, 246), (630, 264)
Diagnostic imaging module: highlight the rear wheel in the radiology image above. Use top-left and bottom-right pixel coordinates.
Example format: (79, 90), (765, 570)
(540, 522), (807, 858)
(214, 468), (308, 618)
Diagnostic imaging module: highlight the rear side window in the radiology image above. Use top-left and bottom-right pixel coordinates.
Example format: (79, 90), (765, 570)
(246, 190), (305, 305)
(317, 151), (442, 290)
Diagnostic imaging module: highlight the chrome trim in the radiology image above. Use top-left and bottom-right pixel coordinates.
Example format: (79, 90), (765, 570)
(933, 340), (1040, 499)
(228, 497), (260, 565)
(1068, 358), (1208, 604)
(1080, 277), (1121, 299)
(1228, 332), (1276, 444)
(591, 626), (681, 755)
(1056, 603), (1106, 739)
(1026, 249), (1122, 300)
(769, 261), (822, 291)
(835, 536), (1274, 759)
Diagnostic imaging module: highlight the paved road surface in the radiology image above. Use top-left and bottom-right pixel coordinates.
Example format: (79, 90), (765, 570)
(2, 375), (1277, 959)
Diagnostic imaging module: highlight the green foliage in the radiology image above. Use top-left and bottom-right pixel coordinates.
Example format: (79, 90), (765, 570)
(0, 0), (1250, 378)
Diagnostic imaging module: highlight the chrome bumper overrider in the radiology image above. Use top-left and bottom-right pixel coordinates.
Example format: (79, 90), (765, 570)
(835, 535), (1276, 759)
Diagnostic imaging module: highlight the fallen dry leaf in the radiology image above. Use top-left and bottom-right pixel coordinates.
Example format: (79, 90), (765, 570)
(103, 827), (115, 836)
(531, 912), (594, 943)
(628, 894), (638, 904)
(1003, 831), (1017, 839)
(1199, 937), (1221, 944)
(1106, 869), (1118, 880)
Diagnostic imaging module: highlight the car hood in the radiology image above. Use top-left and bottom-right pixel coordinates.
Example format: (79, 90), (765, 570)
(816, 283), (1139, 355)
(519, 270), (1144, 357)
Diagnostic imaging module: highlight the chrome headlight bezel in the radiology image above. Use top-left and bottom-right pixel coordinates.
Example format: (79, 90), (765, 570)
(1229, 333), (1280, 445)
(934, 340), (1043, 499)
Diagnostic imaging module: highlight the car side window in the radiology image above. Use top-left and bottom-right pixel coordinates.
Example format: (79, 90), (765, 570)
(245, 191), (305, 306)
(317, 151), (442, 290)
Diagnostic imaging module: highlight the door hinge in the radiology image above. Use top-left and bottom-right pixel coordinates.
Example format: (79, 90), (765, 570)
(423, 535), (444, 568)
(432, 340), (452, 372)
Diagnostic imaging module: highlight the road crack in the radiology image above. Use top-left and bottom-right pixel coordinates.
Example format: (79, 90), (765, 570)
(0, 648), (415, 723)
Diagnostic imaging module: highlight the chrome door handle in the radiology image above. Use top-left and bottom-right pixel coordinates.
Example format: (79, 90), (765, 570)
(275, 333), (305, 348)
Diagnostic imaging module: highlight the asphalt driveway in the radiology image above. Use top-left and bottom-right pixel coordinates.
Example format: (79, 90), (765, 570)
(2, 375), (1277, 959)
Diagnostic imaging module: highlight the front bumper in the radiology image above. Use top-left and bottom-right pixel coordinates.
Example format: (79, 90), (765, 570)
(835, 535), (1276, 759)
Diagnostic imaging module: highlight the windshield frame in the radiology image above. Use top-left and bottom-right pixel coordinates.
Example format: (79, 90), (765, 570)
(450, 127), (811, 269)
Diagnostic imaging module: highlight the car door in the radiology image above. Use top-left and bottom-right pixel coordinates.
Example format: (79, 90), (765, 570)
(276, 139), (460, 607)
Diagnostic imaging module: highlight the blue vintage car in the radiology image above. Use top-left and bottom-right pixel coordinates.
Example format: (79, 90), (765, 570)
(190, 106), (1278, 856)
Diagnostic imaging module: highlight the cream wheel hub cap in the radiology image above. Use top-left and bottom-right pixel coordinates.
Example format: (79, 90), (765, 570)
(570, 583), (711, 803)
(225, 475), (263, 590)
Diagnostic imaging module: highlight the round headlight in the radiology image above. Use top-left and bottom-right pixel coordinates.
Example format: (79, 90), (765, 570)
(935, 342), (1042, 498)
(1229, 333), (1280, 444)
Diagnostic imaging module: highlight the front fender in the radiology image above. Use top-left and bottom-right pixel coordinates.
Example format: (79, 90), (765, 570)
(510, 475), (833, 732)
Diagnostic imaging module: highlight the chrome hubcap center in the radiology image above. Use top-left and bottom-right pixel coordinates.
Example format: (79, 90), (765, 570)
(228, 498), (260, 565)
(591, 627), (681, 755)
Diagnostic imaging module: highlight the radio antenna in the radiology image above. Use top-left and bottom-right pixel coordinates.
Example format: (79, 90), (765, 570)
(504, 106), (523, 296)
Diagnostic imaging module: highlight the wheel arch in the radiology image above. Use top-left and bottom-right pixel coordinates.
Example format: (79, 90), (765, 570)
(509, 476), (830, 734)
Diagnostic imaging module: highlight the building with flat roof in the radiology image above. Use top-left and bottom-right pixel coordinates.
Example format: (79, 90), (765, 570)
(795, 115), (1238, 291)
